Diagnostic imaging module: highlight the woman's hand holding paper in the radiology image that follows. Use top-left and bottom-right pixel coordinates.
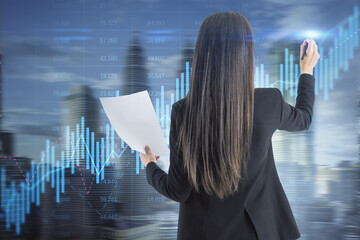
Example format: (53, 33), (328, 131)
(139, 144), (160, 167)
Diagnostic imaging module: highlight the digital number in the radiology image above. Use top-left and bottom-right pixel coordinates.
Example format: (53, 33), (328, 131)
(100, 56), (118, 61)
(99, 38), (118, 44)
(100, 73), (118, 79)
(147, 56), (165, 62)
(147, 37), (165, 44)
(147, 72), (165, 79)
(147, 20), (165, 26)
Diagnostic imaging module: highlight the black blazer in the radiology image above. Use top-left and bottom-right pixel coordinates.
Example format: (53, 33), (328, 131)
(146, 73), (315, 240)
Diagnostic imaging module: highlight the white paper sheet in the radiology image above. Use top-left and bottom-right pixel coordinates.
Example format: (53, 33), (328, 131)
(99, 90), (169, 156)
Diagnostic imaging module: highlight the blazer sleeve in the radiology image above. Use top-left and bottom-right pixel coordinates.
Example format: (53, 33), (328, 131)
(275, 73), (315, 131)
(145, 103), (192, 203)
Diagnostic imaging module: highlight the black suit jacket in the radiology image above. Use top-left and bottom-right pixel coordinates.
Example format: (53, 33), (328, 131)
(146, 73), (315, 240)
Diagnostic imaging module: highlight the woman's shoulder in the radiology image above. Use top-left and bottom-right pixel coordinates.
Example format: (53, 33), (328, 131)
(254, 87), (278, 94)
(255, 87), (280, 102)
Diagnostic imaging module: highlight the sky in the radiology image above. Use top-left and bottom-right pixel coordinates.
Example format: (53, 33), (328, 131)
(0, 0), (358, 167)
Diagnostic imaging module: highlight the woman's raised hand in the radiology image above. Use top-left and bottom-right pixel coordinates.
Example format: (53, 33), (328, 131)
(300, 39), (320, 76)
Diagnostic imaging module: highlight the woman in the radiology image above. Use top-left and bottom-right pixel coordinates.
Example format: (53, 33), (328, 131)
(140, 11), (320, 240)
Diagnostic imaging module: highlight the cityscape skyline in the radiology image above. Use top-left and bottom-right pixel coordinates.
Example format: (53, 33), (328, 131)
(0, 0), (359, 238)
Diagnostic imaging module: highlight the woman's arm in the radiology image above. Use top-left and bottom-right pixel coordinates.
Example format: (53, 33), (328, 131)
(275, 73), (315, 131)
(145, 103), (192, 203)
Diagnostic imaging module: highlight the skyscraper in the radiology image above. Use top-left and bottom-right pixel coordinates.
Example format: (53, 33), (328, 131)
(62, 84), (99, 137)
(38, 84), (103, 238)
(0, 54), (13, 156)
(121, 32), (149, 96)
(0, 54), (17, 175)
(115, 31), (152, 228)
(0, 54), (2, 129)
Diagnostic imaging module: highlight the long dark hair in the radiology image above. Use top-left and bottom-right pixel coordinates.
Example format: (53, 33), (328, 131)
(176, 11), (254, 200)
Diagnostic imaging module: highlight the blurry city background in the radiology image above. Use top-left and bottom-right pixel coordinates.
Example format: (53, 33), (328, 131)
(0, 0), (359, 239)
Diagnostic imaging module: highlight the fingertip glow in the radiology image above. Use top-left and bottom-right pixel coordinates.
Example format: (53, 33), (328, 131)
(305, 30), (321, 39)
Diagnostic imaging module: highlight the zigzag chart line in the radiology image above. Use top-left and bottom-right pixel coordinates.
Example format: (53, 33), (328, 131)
(2, 113), (173, 212)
